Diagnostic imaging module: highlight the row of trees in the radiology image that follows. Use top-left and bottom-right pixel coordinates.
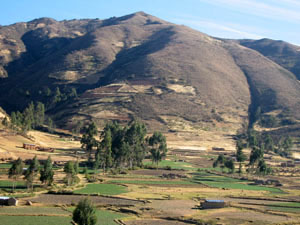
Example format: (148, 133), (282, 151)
(213, 132), (276, 175)
(81, 121), (167, 172)
(9, 102), (47, 132)
(247, 129), (293, 157)
(8, 156), (82, 191)
(8, 101), (57, 133)
(8, 156), (54, 192)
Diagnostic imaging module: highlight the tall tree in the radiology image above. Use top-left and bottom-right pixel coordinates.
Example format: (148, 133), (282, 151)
(98, 128), (113, 172)
(249, 145), (264, 173)
(8, 158), (24, 192)
(125, 121), (147, 168)
(73, 198), (97, 225)
(148, 131), (167, 167)
(40, 156), (54, 186)
(236, 140), (247, 174)
(25, 156), (40, 191)
(64, 161), (79, 186)
(264, 134), (274, 153)
(35, 102), (45, 127)
(81, 122), (98, 161)
(225, 158), (235, 173)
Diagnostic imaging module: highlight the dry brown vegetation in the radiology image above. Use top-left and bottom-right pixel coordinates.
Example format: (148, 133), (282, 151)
(0, 12), (299, 138)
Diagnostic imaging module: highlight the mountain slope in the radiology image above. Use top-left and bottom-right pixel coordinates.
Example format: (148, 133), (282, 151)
(0, 12), (299, 136)
(238, 38), (300, 80)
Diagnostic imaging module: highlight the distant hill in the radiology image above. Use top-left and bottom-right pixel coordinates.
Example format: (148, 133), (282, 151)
(238, 38), (300, 80)
(0, 12), (299, 136)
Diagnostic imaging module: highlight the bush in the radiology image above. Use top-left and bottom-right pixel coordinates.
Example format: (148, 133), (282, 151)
(164, 166), (172, 170)
(73, 198), (97, 225)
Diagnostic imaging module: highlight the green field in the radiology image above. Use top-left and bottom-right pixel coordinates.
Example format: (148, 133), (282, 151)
(95, 210), (126, 225)
(109, 179), (197, 185)
(73, 183), (128, 195)
(0, 207), (126, 225)
(268, 206), (300, 213)
(192, 172), (284, 194)
(144, 160), (196, 170)
(267, 202), (300, 213)
(0, 206), (70, 215)
(0, 215), (71, 225)
(0, 180), (27, 189)
(69, 208), (127, 225)
(0, 164), (12, 169)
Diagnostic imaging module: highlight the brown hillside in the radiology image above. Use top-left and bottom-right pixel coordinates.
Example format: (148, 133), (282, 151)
(0, 12), (299, 137)
(238, 38), (300, 80)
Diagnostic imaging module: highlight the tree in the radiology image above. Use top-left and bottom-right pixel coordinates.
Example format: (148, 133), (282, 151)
(8, 158), (24, 192)
(213, 155), (226, 172)
(72, 198), (97, 225)
(40, 156), (54, 186)
(25, 156), (40, 191)
(248, 130), (258, 148)
(35, 102), (45, 127)
(258, 159), (272, 175)
(74, 160), (80, 175)
(46, 117), (56, 133)
(225, 158), (235, 173)
(64, 161), (79, 186)
(98, 128), (113, 172)
(125, 121), (147, 168)
(2, 117), (8, 127)
(22, 102), (35, 132)
(249, 144), (264, 173)
(282, 136), (293, 156)
(81, 122), (98, 161)
(264, 134), (274, 153)
(236, 140), (247, 174)
(148, 131), (167, 167)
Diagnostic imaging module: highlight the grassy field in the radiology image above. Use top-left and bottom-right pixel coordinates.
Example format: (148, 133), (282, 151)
(109, 179), (197, 185)
(0, 180), (27, 189)
(0, 206), (70, 215)
(0, 163), (12, 169)
(192, 172), (284, 194)
(73, 184), (128, 195)
(268, 206), (300, 213)
(69, 208), (127, 225)
(0, 207), (126, 225)
(144, 160), (196, 170)
(94, 210), (127, 225)
(267, 202), (300, 213)
(0, 215), (71, 225)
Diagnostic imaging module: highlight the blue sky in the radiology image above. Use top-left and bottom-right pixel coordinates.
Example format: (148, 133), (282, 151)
(1, 0), (300, 45)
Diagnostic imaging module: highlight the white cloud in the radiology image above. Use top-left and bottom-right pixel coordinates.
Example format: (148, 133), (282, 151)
(198, 0), (300, 23)
(174, 18), (265, 39)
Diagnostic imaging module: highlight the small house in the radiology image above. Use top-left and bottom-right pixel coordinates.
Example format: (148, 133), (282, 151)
(23, 143), (37, 150)
(201, 200), (226, 209)
(0, 197), (18, 206)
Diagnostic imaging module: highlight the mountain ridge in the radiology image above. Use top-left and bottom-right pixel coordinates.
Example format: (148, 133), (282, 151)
(0, 12), (299, 137)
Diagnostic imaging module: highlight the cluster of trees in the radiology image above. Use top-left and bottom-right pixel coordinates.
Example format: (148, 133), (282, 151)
(8, 156), (54, 192)
(8, 101), (57, 134)
(8, 156), (82, 191)
(247, 130), (293, 157)
(213, 129), (289, 175)
(81, 121), (167, 172)
(213, 155), (235, 173)
(45, 86), (77, 109)
(9, 102), (47, 132)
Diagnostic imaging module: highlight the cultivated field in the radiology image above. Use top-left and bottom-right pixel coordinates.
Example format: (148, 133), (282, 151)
(1, 130), (300, 225)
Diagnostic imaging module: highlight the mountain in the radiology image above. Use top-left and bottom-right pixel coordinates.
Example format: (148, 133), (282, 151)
(237, 38), (300, 80)
(0, 12), (299, 137)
